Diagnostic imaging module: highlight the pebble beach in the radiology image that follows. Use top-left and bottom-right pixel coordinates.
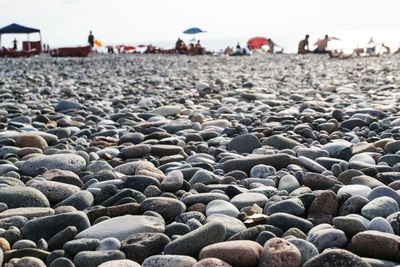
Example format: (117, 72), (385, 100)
(0, 53), (400, 266)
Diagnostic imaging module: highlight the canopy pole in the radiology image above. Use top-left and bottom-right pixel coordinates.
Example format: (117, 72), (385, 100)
(0, 34), (2, 51)
(39, 31), (42, 53)
(27, 33), (31, 50)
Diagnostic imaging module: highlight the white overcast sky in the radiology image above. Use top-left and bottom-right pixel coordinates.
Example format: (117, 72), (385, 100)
(1, 0), (400, 51)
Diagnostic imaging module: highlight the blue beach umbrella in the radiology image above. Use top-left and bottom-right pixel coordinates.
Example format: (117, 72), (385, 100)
(183, 27), (206, 34)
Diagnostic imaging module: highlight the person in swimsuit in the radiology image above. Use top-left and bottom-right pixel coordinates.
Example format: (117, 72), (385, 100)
(298, 35), (310, 54)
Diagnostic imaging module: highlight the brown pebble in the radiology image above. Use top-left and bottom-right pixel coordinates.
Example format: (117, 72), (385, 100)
(258, 237), (301, 267)
(15, 134), (48, 149)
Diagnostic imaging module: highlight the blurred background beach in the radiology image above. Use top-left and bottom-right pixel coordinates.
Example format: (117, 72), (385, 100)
(1, 0), (399, 53)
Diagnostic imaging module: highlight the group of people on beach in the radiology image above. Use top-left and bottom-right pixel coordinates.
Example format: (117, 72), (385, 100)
(298, 34), (398, 58)
(86, 30), (400, 58)
(175, 38), (206, 55)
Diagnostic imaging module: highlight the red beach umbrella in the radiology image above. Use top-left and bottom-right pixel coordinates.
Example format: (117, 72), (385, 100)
(247, 37), (268, 49)
(124, 46), (136, 50)
(137, 44), (146, 48)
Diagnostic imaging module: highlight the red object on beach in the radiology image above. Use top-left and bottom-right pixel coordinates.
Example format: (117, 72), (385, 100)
(247, 37), (268, 49)
(124, 46), (135, 50)
(137, 44), (146, 48)
(51, 46), (92, 57)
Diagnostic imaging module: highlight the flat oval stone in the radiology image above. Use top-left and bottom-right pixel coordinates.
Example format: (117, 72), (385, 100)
(332, 216), (367, 237)
(303, 248), (370, 267)
(73, 250), (126, 267)
(306, 228), (347, 252)
(183, 193), (230, 207)
(27, 180), (80, 203)
(199, 240), (262, 267)
(338, 195), (369, 216)
(164, 221), (226, 257)
(337, 185), (371, 198)
(98, 259), (141, 267)
(303, 172), (342, 190)
(368, 217), (394, 234)
(142, 255), (197, 267)
(361, 196), (399, 219)
(205, 214), (246, 239)
(21, 154), (86, 176)
(64, 238), (100, 255)
(226, 134), (261, 154)
(121, 144), (151, 158)
(230, 193), (268, 209)
(121, 232), (170, 264)
(206, 200), (240, 217)
(266, 198), (305, 216)
(75, 215), (165, 241)
(266, 213), (313, 233)
(0, 186), (50, 208)
(141, 197), (186, 220)
(55, 191), (94, 211)
(0, 207), (54, 220)
(352, 230), (400, 262)
(21, 211), (90, 242)
(193, 258), (232, 267)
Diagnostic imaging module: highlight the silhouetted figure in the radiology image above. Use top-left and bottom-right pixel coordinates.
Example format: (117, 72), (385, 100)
(88, 31), (94, 47)
(298, 35), (310, 54)
(13, 38), (17, 50)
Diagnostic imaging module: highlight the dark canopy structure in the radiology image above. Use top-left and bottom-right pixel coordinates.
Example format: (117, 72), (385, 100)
(0, 23), (42, 51)
(0, 23), (40, 34)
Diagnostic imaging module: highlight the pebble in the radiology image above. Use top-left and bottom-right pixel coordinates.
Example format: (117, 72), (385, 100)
(0, 186), (50, 208)
(258, 237), (301, 267)
(73, 250), (126, 267)
(337, 184), (372, 198)
(361, 196), (399, 219)
(205, 199), (240, 217)
(205, 214), (246, 239)
(21, 153), (87, 176)
(306, 228), (347, 252)
(120, 232), (170, 263)
(230, 192), (268, 209)
(368, 217), (394, 234)
(286, 237), (319, 265)
(142, 255), (197, 267)
(303, 248), (370, 267)
(141, 197), (186, 220)
(352, 230), (400, 262)
(226, 134), (261, 154)
(75, 215), (165, 241)
(193, 258), (232, 267)
(164, 221), (226, 257)
(199, 240), (262, 267)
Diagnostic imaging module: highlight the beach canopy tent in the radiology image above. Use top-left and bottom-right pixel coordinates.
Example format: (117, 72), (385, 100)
(0, 23), (42, 51)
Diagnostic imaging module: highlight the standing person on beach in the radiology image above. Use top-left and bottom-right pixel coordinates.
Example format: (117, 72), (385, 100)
(12, 38), (17, 50)
(298, 35), (310, 54)
(314, 34), (329, 54)
(88, 31), (94, 47)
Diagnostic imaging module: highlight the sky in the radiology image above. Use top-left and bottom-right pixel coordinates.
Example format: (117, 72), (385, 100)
(1, 0), (400, 53)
